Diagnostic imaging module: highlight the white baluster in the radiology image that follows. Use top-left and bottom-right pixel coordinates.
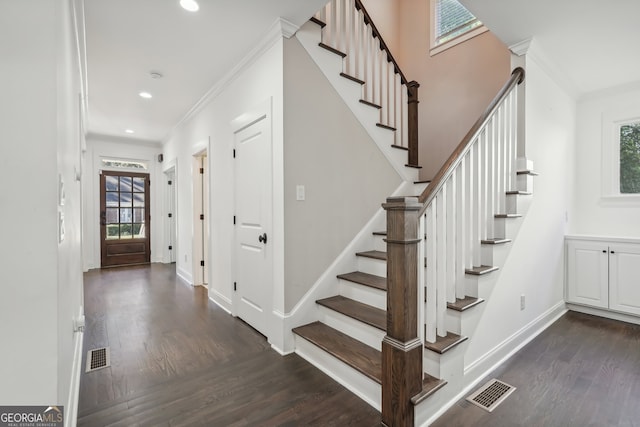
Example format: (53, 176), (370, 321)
(364, 25), (374, 103)
(455, 160), (466, 298)
(401, 85), (408, 148)
(380, 52), (388, 125)
(418, 213), (426, 343)
(328, 1), (337, 47)
(479, 129), (487, 241)
(435, 192), (447, 337)
(387, 61), (395, 132)
(394, 74), (403, 147)
(510, 90), (518, 190)
(465, 151), (474, 270)
(425, 203), (436, 343)
(486, 116), (495, 238)
(472, 141), (481, 267)
(446, 177), (456, 304)
(496, 103), (505, 215)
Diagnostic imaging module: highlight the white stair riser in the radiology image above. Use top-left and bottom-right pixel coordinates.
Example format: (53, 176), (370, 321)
(494, 216), (523, 240)
(412, 182), (429, 196)
(517, 174), (535, 193)
(294, 336), (381, 410)
(481, 243), (511, 267)
(423, 344), (465, 381)
(339, 280), (387, 310)
(446, 305), (484, 338)
(318, 305), (385, 351)
(357, 256), (387, 277)
(464, 274), (496, 300)
(373, 235), (386, 252)
(506, 193), (533, 215)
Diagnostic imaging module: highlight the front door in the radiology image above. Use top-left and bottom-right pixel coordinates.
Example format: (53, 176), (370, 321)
(100, 171), (151, 267)
(234, 113), (272, 337)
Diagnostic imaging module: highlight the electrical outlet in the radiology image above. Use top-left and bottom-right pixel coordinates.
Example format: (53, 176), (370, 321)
(520, 294), (526, 310)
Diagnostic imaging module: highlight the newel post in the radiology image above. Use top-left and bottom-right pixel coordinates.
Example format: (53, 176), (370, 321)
(407, 81), (420, 167)
(381, 196), (423, 427)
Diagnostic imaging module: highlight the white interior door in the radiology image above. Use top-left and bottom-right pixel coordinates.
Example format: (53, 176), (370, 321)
(234, 113), (272, 337)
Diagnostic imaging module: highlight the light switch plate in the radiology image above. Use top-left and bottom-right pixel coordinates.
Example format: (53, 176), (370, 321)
(296, 185), (305, 201)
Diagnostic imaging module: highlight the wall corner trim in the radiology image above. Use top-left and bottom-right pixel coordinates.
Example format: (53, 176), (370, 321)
(276, 17), (300, 39)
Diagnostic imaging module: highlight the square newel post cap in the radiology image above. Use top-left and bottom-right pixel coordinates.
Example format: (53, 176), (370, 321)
(383, 196), (422, 211)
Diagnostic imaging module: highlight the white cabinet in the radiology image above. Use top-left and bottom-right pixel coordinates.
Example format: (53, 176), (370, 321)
(566, 237), (640, 317)
(609, 243), (640, 315)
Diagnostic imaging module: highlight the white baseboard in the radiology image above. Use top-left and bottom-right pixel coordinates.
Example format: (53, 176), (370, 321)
(176, 266), (192, 286)
(566, 303), (640, 326)
(208, 291), (232, 315)
(65, 329), (84, 427)
(420, 300), (567, 426)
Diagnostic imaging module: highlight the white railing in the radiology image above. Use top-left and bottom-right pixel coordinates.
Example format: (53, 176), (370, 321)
(314, 0), (412, 153)
(420, 69), (524, 343)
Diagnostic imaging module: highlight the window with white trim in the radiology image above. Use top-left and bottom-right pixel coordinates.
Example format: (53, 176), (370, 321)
(619, 121), (640, 193)
(602, 109), (640, 204)
(430, 0), (487, 56)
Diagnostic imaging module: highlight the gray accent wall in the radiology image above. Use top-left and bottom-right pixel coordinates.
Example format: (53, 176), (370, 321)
(283, 37), (402, 312)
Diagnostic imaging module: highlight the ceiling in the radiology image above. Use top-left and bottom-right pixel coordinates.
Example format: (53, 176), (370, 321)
(460, 0), (640, 97)
(84, 0), (640, 144)
(84, 0), (327, 143)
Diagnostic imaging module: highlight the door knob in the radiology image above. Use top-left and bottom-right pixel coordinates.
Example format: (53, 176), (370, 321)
(100, 211), (106, 226)
(258, 233), (268, 244)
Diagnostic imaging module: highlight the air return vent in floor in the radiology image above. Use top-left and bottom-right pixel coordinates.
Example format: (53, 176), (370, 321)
(466, 379), (515, 412)
(86, 347), (110, 372)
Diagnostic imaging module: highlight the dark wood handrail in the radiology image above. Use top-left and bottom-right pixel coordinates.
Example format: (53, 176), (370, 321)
(417, 67), (525, 214)
(354, 0), (408, 85)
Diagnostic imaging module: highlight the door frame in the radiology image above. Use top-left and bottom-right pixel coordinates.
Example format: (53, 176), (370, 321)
(163, 160), (178, 264)
(192, 140), (210, 288)
(231, 100), (274, 335)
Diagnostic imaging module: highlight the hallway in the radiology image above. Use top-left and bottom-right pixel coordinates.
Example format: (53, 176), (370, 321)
(78, 264), (379, 426)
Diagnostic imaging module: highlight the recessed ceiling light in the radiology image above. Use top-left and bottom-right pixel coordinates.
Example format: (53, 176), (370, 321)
(139, 91), (152, 99)
(180, 0), (199, 12)
(125, 129), (134, 134)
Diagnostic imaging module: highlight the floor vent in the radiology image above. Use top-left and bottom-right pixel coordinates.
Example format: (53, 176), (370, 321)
(86, 347), (110, 372)
(466, 379), (515, 412)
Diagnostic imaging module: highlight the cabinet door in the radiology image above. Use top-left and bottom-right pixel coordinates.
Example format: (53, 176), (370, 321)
(609, 243), (640, 315)
(566, 240), (609, 308)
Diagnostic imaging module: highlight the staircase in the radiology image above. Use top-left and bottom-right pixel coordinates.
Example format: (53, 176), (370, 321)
(290, 1), (532, 425)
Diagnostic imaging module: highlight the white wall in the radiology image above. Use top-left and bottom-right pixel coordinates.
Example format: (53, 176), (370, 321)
(0, 0), (84, 408)
(283, 37), (402, 311)
(82, 135), (163, 270)
(162, 33), (286, 325)
(572, 85), (640, 238)
(465, 47), (575, 373)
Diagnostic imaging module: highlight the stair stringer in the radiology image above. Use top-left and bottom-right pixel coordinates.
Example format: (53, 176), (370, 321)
(295, 21), (419, 183)
(279, 180), (415, 355)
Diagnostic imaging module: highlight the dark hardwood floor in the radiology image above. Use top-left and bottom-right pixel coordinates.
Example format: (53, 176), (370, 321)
(432, 311), (640, 427)
(78, 264), (380, 426)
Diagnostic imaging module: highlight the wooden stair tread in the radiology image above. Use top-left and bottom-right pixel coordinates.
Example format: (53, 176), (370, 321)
(376, 123), (396, 131)
(340, 72), (365, 85)
(292, 321), (381, 384)
(424, 332), (468, 354)
(309, 17), (326, 28)
(405, 163), (422, 169)
(337, 271), (387, 291)
(372, 230), (387, 236)
(414, 180), (431, 184)
(356, 250), (387, 261)
(411, 375), (448, 405)
(317, 295), (386, 331)
(481, 238), (512, 245)
(495, 213), (522, 218)
(465, 265), (499, 276)
(517, 169), (539, 176)
(447, 296), (484, 312)
(506, 190), (532, 195)
(391, 144), (409, 151)
(318, 42), (346, 58)
(359, 99), (381, 109)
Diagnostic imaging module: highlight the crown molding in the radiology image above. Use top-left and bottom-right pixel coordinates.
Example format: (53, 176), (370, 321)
(162, 18), (298, 144)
